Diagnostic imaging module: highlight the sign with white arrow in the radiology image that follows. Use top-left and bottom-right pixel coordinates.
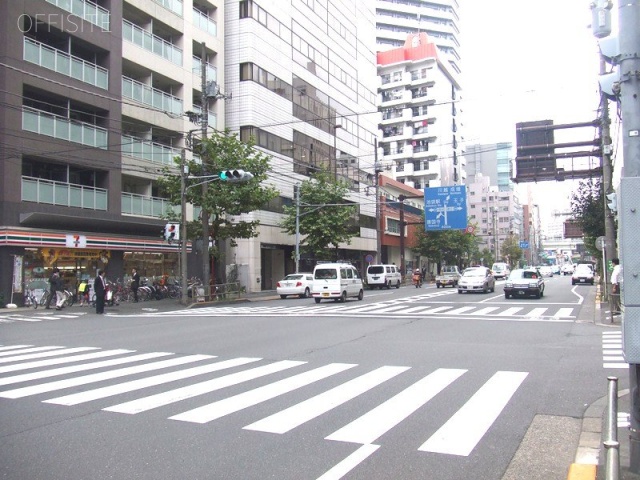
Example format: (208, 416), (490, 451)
(424, 185), (467, 231)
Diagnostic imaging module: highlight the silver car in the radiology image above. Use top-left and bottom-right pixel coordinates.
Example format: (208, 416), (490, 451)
(458, 267), (495, 294)
(276, 273), (314, 298)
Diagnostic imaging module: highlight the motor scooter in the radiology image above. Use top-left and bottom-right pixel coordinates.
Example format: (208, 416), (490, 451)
(412, 273), (423, 288)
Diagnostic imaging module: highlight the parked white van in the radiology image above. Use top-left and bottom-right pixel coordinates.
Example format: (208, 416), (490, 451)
(491, 262), (511, 280)
(312, 263), (364, 303)
(366, 264), (402, 289)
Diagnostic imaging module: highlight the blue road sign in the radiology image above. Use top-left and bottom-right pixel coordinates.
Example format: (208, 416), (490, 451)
(519, 241), (529, 249)
(424, 186), (467, 231)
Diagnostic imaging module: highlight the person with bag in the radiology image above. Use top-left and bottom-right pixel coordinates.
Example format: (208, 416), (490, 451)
(94, 269), (106, 314)
(611, 257), (622, 315)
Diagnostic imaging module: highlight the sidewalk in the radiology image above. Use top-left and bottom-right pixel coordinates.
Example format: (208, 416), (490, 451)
(570, 286), (640, 480)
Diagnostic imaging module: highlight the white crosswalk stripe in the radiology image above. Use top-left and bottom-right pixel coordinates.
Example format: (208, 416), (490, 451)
(603, 331), (627, 369)
(0, 343), (528, 458)
(146, 303), (576, 321)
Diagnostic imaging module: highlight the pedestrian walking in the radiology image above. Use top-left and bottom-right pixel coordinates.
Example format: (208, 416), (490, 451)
(94, 269), (106, 314)
(77, 280), (89, 306)
(611, 257), (622, 315)
(53, 271), (65, 311)
(131, 268), (140, 302)
(45, 267), (59, 309)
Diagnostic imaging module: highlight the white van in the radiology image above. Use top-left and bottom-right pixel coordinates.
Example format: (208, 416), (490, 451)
(312, 263), (364, 303)
(491, 262), (511, 280)
(366, 264), (402, 289)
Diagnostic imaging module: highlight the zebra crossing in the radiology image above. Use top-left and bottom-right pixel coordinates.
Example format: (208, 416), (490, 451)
(0, 343), (528, 458)
(0, 311), (87, 323)
(147, 301), (577, 321)
(602, 330), (628, 369)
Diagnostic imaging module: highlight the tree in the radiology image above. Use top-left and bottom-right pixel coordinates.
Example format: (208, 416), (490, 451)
(158, 129), (279, 260)
(412, 224), (478, 272)
(500, 234), (523, 268)
(280, 170), (358, 261)
(570, 178), (606, 259)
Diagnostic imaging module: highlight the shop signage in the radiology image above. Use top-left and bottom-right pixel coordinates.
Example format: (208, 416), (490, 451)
(40, 248), (111, 265)
(65, 234), (87, 248)
(12, 255), (23, 292)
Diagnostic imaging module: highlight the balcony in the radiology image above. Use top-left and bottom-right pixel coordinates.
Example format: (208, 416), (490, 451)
(22, 176), (107, 210)
(121, 192), (179, 218)
(192, 105), (216, 128)
(121, 134), (181, 165)
(23, 37), (108, 90)
(122, 76), (183, 115)
(22, 107), (108, 149)
(153, 0), (183, 16)
(192, 56), (217, 82)
(192, 7), (217, 36)
(122, 19), (183, 66)
(45, 0), (110, 30)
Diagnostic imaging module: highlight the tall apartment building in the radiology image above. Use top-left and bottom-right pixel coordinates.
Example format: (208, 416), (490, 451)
(224, 0), (379, 289)
(377, 32), (464, 191)
(376, 0), (461, 75)
(0, 0), (222, 300)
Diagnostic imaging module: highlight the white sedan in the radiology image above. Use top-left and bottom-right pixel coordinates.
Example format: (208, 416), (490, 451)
(276, 273), (314, 299)
(572, 266), (595, 285)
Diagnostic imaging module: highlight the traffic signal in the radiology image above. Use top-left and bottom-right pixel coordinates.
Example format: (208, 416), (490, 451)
(164, 223), (179, 243)
(219, 169), (254, 182)
(606, 192), (618, 213)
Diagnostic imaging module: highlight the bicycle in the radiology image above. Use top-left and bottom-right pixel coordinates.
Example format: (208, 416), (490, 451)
(24, 289), (39, 309)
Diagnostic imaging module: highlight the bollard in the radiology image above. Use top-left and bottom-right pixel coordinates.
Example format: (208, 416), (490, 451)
(604, 376), (620, 480)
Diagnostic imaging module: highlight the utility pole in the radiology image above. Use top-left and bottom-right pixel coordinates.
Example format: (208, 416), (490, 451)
(593, 0), (618, 301)
(294, 184), (300, 273)
(399, 195), (405, 275)
(615, 0), (640, 472)
(374, 139), (382, 262)
(180, 149), (188, 305)
(200, 43), (211, 300)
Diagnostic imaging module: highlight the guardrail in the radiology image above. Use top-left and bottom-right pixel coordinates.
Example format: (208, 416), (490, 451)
(187, 282), (244, 304)
(604, 376), (620, 480)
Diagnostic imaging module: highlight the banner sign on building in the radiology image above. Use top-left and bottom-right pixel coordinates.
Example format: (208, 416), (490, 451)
(12, 255), (23, 293)
(424, 185), (467, 231)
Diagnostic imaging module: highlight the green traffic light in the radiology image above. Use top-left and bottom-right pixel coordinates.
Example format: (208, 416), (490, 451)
(219, 171), (228, 181)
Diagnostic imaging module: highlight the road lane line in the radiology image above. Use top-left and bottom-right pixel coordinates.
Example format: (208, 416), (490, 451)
(169, 363), (357, 424)
(419, 371), (528, 456)
(422, 306), (454, 314)
(325, 368), (467, 445)
(244, 366), (409, 434)
(45, 357), (261, 406)
(526, 308), (548, 317)
(469, 307), (500, 316)
(0, 352), (186, 398)
(0, 347), (97, 365)
(0, 345), (33, 352)
(554, 308), (574, 318)
(315, 444), (380, 480)
(104, 360), (306, 414)
(444, 306), (477, 315)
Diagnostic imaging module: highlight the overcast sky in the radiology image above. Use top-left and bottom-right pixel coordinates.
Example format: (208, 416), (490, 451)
(459, 0), (610, 218)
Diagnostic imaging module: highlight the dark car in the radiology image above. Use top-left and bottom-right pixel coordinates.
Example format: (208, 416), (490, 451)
(504, 268), (545, 299)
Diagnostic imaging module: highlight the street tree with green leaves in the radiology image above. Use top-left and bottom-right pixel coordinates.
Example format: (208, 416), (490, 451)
(570, 178), (606, 259)
(499, 234), (523, 268)
(412, 225), (479, 272)
(280, 170), (358, 262)
(158, 129), (278, 259)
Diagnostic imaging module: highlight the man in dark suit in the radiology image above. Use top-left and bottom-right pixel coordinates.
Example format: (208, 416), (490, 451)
(94, 269), (106, 314)
(131, 268), (140, 302)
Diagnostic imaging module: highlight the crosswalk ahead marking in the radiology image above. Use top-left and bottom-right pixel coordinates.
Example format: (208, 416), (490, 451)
(0, 344), (529, 460)
(602, 331), (627, 369)
(0, 312), (87, 323)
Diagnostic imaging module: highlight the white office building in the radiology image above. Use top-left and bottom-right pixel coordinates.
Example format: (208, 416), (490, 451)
(224, 0), (379, 290)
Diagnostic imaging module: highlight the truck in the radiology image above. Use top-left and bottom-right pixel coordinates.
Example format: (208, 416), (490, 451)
(435, 265), (461, 288)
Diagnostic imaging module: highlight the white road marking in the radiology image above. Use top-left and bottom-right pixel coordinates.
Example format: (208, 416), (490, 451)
(0, 349), (134, 375)
(104, 360), (306, 414)
(170, 363), (357, 424)
(315, 444), (380, 480)
(419, 371), (528, 456)
(244, 366), (409, 434)
(326, 368), (467, 445)
(45, 357), (261, 406)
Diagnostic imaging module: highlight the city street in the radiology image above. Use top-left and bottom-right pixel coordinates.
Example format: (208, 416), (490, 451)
(0, 276), (623, 480)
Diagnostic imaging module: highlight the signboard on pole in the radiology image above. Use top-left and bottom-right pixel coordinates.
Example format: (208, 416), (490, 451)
(519, 241), (529, 249)
(12, 255), (23, 293)
(424, 186), (467, 231)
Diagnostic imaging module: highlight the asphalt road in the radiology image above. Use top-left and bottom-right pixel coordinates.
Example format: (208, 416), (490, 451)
(0, 275), (621, 480)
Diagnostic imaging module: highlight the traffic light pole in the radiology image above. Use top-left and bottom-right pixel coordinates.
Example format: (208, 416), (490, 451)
(180, 149), (188, 306)
(617, 0), (640, 472)
(200, 43), (211, 301)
